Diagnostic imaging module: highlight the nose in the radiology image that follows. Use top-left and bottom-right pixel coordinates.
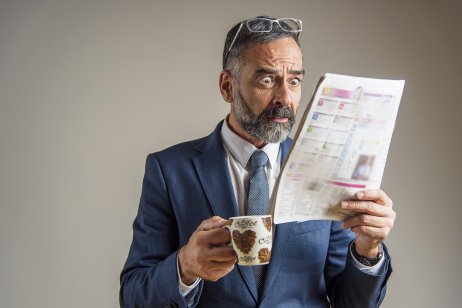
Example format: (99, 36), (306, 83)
(273, 82), (292, 107)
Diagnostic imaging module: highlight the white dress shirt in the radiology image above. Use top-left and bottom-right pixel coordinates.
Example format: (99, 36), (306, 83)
(220, 118), (280, 216)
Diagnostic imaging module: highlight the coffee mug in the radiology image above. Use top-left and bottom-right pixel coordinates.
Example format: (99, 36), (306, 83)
(225, 215), (273, 266)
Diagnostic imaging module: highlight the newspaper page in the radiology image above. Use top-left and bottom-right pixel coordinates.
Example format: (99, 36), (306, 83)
(270, 73), (405, 224)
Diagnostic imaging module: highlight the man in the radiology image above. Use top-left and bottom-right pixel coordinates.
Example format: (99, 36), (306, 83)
(120, 16), (395, 307)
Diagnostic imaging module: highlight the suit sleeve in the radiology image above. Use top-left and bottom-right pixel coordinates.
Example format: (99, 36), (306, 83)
(325, 221), (392, 308)
(119, 154), (204, 308)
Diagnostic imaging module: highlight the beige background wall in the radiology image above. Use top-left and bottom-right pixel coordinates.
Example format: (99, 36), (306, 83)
(1, 0), (461, 307)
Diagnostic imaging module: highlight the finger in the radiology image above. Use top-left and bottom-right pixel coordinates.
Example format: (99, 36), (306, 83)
(198, 216), (230, 231)
(208, 247), (237, 263)
(201, 228), (232, 245)
(355, 189), (393, 207)
(350, 225), (389, 240)
(340, 200), (390, 216)
(208, 259), (237, 270)
(342, 214), (387, 230)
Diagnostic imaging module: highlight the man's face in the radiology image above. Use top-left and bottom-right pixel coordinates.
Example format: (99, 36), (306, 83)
(230, 37), (304, 144)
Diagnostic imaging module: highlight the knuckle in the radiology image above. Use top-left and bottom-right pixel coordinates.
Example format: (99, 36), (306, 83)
(388, 219), (395, 229)
(391, 210), (397, 219)
(360, 215), (369, 224)
(210, 216), (221, 223)
(349, 201), (358, 209)
(367, 201), (375, 211)
(198, 222), (208, 231)
(195, 232), (206, 244)
(378, 229), (387, 239)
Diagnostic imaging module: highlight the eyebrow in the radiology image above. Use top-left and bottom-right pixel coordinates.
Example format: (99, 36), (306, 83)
(255, 67), (306, 76)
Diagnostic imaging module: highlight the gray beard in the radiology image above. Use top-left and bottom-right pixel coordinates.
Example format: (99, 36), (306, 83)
(232, 90), (295, 143)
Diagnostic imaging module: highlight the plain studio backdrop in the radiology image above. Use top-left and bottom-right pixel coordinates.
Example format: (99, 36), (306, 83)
(1, 1), (461, 307)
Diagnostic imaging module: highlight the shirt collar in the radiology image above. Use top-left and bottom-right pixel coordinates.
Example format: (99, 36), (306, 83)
(221, 117), (280, 169)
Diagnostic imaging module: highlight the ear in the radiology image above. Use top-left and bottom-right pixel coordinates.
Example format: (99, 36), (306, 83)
(219, 70), (234, 103)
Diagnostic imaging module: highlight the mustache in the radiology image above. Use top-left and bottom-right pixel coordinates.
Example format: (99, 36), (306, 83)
(259, 105), (295, 119)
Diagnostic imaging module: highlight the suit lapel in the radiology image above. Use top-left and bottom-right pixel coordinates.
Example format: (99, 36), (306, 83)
(259, 222), (294, 302)
(192, 122), (239, 220)
(192, 122), (259, 303)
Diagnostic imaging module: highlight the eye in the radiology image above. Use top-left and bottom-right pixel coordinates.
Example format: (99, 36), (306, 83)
(258, 76), (275, 87)
(289, 78), (302, 87)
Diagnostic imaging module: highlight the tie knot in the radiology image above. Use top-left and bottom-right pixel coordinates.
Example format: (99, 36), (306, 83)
(251, 150), (268, 169)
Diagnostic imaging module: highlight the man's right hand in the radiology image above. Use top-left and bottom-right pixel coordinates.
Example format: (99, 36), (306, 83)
(178, 216), (237, 285)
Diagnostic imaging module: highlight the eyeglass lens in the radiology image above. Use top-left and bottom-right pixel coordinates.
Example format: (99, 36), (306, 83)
(246, 18), (301, 32)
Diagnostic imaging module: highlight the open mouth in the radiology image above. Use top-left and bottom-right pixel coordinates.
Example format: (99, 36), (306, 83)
(268, 117), (289, 123)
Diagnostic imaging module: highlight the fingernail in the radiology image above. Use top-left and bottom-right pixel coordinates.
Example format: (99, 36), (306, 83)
(356, 192), (364, 199)
(341, 201), (348, 208)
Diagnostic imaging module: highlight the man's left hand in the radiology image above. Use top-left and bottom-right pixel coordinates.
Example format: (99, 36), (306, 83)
(341, 189), (396, 258)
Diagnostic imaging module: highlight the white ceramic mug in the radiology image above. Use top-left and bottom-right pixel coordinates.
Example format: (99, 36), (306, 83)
(225, 215), (273, 266)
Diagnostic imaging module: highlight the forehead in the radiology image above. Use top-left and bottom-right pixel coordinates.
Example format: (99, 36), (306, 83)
(242, 37), (303, 70)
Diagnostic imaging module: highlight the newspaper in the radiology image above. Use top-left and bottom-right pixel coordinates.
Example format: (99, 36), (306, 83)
(270, 73), (405, 224)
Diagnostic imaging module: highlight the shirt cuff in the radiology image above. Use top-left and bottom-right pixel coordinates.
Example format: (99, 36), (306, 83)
(177, 253), (202, 297)
(349, 243), (386, 275)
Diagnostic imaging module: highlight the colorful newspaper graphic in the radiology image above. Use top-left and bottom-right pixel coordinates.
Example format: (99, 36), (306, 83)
(270, 73), (405, 224)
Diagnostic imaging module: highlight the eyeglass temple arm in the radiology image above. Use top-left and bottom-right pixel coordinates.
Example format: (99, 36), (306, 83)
(228, 22), (244, 53)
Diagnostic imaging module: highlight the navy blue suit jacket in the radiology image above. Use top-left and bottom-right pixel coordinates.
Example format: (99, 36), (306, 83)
(120, 121), (392, 307)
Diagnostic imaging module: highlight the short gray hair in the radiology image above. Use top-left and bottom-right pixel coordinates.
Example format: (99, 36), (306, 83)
(222, 16), (302, 75)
